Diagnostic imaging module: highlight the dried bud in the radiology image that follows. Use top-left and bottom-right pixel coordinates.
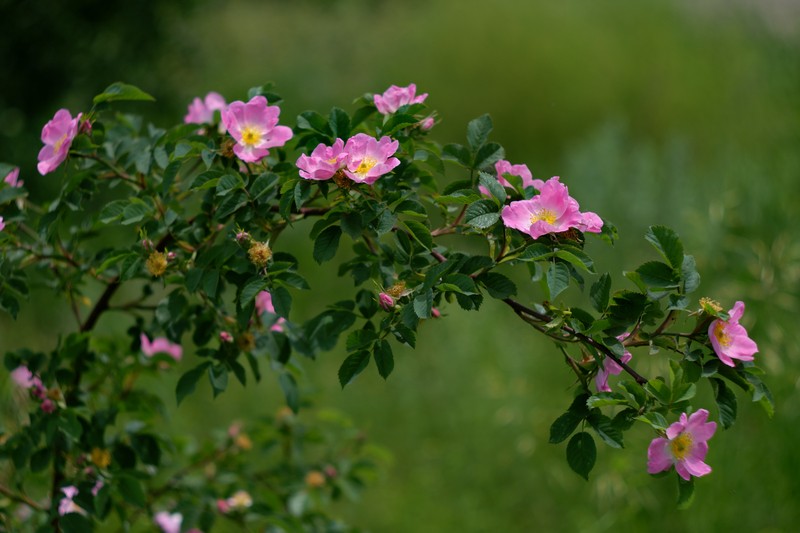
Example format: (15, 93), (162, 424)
(90, 448), (111, 469)
(248, 241), (272, 269)
(699, 297), (723, 315)
(236, 332), (255, 352)
(332, 169), (353, 189)
(146, 251), (168, 277)
(305, 470), (326, 489)
(386, 281), (407, 298)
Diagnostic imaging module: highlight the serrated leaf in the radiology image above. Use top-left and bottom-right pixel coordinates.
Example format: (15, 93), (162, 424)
(644, 379), (672, 404)
(175, 362), (211, 405)
(374, 340), (394, 379)
(465, 199), (500, 229)
(120, 198), (151, 225)
(215, 173), (244, 196)
(474, 142), (504, 170)
(116, 475), (146, 508)
(566, 432), (596, 480)
(681, 254), (701, 294)
(329, 106), (351, 139)
(467, 114), (493, 151)
(478, 272), (517, 299)
(403, 220), (433, 250)
(240, 278), (269, 309)
(587, 413), (624, 449)
(477, 171), (506, 203)
(549, 411), (582, 444)
(636, 411), (669, 431)
(442, 143), (471, 166)
(546, 262), (570, 300)
(711, 377), (737, 429)
(313, 225), (342, 264)
(338, 350), (371, 388)
(346, 329), (377, 352)
(413, 288), (433, 319)
(645, 225), (684, 269)
(93, 82), (155, 104)
(636, 261), (680, 288)
(590, 273), (611, 313)
(586, 392), (629, 408)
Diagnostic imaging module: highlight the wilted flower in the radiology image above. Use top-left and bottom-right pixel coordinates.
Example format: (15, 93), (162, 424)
(647, 409), (717, 481)
(146, 251), (168, 277)
(342, 133), (400, 184)
(248, 241), (272, 269)
(297, 138), (348, 181)
(185, 91), (227, 125)
(154, 511), (182, 533)
(501, 176), (603, 239)
(140, 334), (183, 361)
(3, 167), (22, 188)
(58, 486), (86, 516)
(595, 333), (632, 393)
(305, 470), (326, 488)
(708, 301), (758, 367)
(221, 95), (293, 163)
(37, 109), (82, 175)
(374, 83), (428, 115)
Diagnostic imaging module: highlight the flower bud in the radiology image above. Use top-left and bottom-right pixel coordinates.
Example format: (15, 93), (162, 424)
(219, 331), (233, 343)
(41, 399), (56, 414)
(379, 292), (394, 311)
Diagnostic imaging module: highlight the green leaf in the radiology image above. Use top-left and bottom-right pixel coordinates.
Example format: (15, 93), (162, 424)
(279, 373), (299, 413)
(120, 198), (151, 225)
(130, 433), (161, 466)
(338, 350), (371, 388)
(313, 225), (342, 264)
(296, 110), (329, 134)
(587, 413), (624, 449)
(546, 262), (570, 300)
(442, 143), (472, 167)
(477, 171), (507, 203)
(93, 82), (155, 104)
(636, 411), (669, 431)
(681, 254), (701, 294)
(644, 379), (672, 404)
(566, 432), (596, 480)
(677, 476), (695, 509)
(586, 392), (629, 409)
(473, 142), (504, 170)
(645, 225), (684, 269)
(240, 278), (269, 309)
(403, 220), (433, 250)
(329, 106), (351, 139)
(271, 286), (292, 318)
(549, 411), (582, 444)
(465, 199), (500, 229)
(117, 475), (146, 508)
(373, 340), (394, 379)
(209, 364), (228, 397)
(744, 372), (775, 418)
(346, 329), (378, 352)
(635, 261), (680, 288)
(590, 273), (611, 313)
(711, 377), (737, 429)
(555, 248), (595, 273)
(176, 362), (211, 405)
(99, 200), (126, 224)
(413, 288), (433, 319)
(215, 173), (245, 196)
(60, 512), (94, 533)
(467, 114), (493, 151)
(478, 272), (517, 299)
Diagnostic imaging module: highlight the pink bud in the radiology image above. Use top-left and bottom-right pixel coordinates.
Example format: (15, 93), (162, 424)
(379, 292), (395, 311)
(216, 499), (230, 514)
(219, 331), (233, 343)
(41, 399), (56, 414)
(166, 251), (177, 261)
(431, 307), (441, 318)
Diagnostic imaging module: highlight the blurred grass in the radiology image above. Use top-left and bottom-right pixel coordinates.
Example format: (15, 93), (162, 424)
(3, 0), (800, 531)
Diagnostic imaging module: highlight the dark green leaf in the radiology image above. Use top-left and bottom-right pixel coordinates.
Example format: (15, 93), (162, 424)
(116, 475), (146, 507)
(215, 173), (245, 196)
(644, 379), (672, 404)
(467, 114), (493, 151)
(442, 143), (471, 166)
(209, 364), (228, 396)
(586, 392), (629, 409)
(590, 273), (611, 313)
(546, 262), (570, 299)
(636, 261), (680, 288)
(549, 411), (582, 444)
(711, 377), (737, 429)
(130, 433), (161, 466)
(413, 288), (433, 319)
(373, 340), (394, 379)
(566, 432), (596, 480)
(329, 107), (351, 139)
(645, 225), (684, 269)
(473, 142), (504, 170)
(313, 225), (342, 264)
(93, 82), (155, 104)
(279, 373), (299, 413)
(681, 254), (701, 294)
(176, 362), (211, 405)
(478, 272), (517, 299)
(346, 329), (378, 352)
(587, 413), (624, 449)
(338, 350), (371, 388)
(403, 220), (433, 250)
(465, 199), (500, 229)
(677, 476), (695, 509)
(272, 286), (292, 318)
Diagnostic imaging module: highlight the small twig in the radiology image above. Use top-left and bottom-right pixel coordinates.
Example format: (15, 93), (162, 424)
(0, 483), (45, 511)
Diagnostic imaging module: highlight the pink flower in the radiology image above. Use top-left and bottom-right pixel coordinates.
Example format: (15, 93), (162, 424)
(154, 511), (182, 533)
(501, 176), (603, 239)
(0, 216), (4, 232)
(431, 307), (442, 318)
(4, 167), (22, 188)
(379, 292), (394, 311)
(296, 138), (348, 180)
(419, 116), (435, 131)
(647, 409), (717, 481)
(140, 334), (183, 361)
(219, 331), (233, 343)
(221, 95), (293, 163)
(595, 333), (632, 392)
(709, 301), (758, 367)
(342, 133), (400, 184)
(185, 91), (227, 124)
(10, 366), (43, 390)
(58, 486), (86, 516)
(480, 160), (544, 197)
(91, 480), (104, 496)
(255, 291), (286, 332)
(37, 109), (82, 175)
(374, 84), (428, 115)
(41, 399), (57, 413)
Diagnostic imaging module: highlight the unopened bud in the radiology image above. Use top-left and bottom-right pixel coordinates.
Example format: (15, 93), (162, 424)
(379, 292), (395, 311)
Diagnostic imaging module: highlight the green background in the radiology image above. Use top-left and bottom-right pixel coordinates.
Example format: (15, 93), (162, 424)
(2, 1), (799, 531)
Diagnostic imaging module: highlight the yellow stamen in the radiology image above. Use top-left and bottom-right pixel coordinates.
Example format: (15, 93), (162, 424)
(355, 157), (377, 177)
(713, 321), (731, 347)
(530, 208), (557, 225)
(53, 134), (69, 153)
(670, 432), (693, 460)
(241, 127), (262, 147)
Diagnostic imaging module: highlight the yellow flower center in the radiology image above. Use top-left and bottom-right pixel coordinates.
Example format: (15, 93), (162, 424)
(355, 157), (377, 176)
(53, 133), (69, 153)
(670, 432), (693, 460)
(713, 321), (731, 347)
(327, 157), (339, 164)
(530, 208), (557, 225)
(241, 127), (262, 147)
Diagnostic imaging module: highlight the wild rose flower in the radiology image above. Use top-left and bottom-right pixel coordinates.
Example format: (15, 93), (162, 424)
(297, 138), (348, 180)
(0, 216), (4, 232)
(219, 331), (233, 343)
(480, 160), (544, 197)
(216, 498), (231, 514)
(58, 486), (86, 516)
(647, 409), (717, 481)
(41, 399), (57, 413)
(501, 176), (603, 239)
(226, 490), (253, 511)
(221, 95), (293, 163)
(10, 366), (43, 390)
(140, 334), (183, 361)
(185, 91), (227, 124)
(709, 301), (759, 367)
(154, 511), (182, 533)
(37, 109), (82, 175)
(342, 133), (400, 184)
(3, 167), (22, 188)
(595, 334), (632, 392)
(374, 83), (428, 115)
(255, 290), (285, 332)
